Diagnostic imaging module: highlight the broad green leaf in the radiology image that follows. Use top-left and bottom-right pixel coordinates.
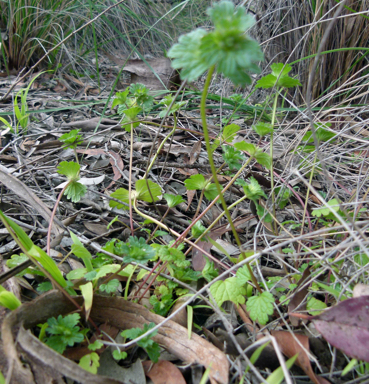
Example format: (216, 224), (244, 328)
(184, 174), (207, 191)
(302, 123), (336, 143)
(37, 281), (53, 292)
(234, 141), (256, 155)
(95, 264), (121, 279)
(112, 350), (128, 361)
(246, 291), (274, 325)
(208, 1), (255, 32)
(99, 279), (120, 294)
(57, 161), (80, 181)
(191, 221), (207, 239)
(307, 297), (327, 315)
(256, 203), (273, 223)
(254, 151), (272, 170)
(135, 179), (161, 202)
(117, 236), (156, 264)
(64, 181), (86, 203)
(236, 177), (267, 201)
(236, 265), (252, 285)
(88, 340), (104, 351)
(255, 74), (277, 89)
(109, 188), (130, 210)
(67, 268), (87, 280)
(222, 124), (240, 143)
(210, 277), (246, 307)
(59, 129), (82, 149)
(312, 198), (340, 218)
(45, 313), (84, 354)
(79, 353), (100, 374)
(168, 28), (209, 82)
(121, 106), (142, 131)
(252, 122), (274, 137)
(271, 63), (292, 78)
(204, 183), (218, 200)
(202, 258), (219, 282)
(278, 76), (301, 88)
(112, 89), (129, 108)
(256, 63), (301, 89)
(164, 193), (185, 208)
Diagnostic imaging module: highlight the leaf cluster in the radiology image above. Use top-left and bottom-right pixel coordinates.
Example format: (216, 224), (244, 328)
(168, 1), (264, 86)
(44, 313), (84, 354)
(121, 323), (160, 363)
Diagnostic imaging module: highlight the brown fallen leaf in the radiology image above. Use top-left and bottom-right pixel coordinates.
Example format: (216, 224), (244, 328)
(142, 360), (186, 384)
(272, 330), (330, 384)
(189, 140), (202, 165)
(105, 53), (180, 90)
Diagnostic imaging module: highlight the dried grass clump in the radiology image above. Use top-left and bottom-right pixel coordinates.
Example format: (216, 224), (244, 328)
(255, 0), (369, 105)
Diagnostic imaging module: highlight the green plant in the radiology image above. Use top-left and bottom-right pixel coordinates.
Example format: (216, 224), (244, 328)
(121, 322), (160, 363)
(42, 313), (84, 354)
(0, 0), (81, 71)
(13, 72), (44, 134)
(0, 210), (73, 293)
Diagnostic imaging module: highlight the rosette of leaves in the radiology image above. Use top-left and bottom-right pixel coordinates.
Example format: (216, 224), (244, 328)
(112, 83), (153, 113)
(59, 129), (83, 150)
(43, 313), (84, 354)
(168, 1), (264, 86)
(157, 94), (187, 118)
(112, 84), (154, 132)
(114, 236), (156, 263)
(157, 243), (201, 282)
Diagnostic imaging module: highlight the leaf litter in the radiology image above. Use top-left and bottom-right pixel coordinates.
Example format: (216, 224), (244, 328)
(0, 6), (369, 383)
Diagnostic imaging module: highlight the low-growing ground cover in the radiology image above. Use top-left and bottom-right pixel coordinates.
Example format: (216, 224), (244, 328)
(0, 1), (368, 383)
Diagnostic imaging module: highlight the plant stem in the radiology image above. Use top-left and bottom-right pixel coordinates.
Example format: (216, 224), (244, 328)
(129, 123), (134, 235)
(200, 66), (262, 293)
(269, 90), (279, 233)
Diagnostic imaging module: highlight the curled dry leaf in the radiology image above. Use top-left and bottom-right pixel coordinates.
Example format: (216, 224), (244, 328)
(272, 330), (330, 384)
(142, 360), (186, 384)
(311, 295), (369, 362)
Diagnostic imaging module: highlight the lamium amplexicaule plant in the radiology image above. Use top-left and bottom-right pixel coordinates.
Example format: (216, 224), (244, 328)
(0, 1), (307, 378)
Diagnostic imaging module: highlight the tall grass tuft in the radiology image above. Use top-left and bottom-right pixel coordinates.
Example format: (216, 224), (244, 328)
(0, 0), (87, 71)
(256, 0), (369, 104)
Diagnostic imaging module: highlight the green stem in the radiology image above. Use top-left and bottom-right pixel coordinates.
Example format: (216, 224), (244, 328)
(143, 115), (178, 179)
(129, 123), (134, 235)
(201, 66), (262, 293)
(269, 90), (279, 232)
